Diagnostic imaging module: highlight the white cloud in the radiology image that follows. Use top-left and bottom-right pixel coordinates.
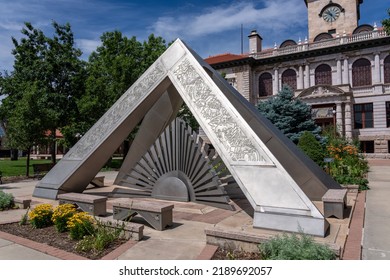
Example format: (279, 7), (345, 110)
(151, 0), (307, 41)
(76, 39), (101, 56)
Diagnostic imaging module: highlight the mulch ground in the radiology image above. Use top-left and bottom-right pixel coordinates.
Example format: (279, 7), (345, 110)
(211, 247), (261, 260)
(0, 222), (127, 260)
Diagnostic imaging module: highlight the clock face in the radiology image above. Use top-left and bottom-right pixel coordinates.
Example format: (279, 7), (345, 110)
(322, 6), (341, 22)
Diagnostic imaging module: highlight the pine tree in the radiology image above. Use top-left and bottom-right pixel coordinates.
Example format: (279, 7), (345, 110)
(257, 85), (322, 143)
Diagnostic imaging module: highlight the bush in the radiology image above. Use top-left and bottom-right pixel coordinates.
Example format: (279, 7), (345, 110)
(0, 191), (14, 210)
(298, 131), (325, 167)
(28, 204), (54, 228)
(67, 212), (95, 240)
(75, 220), (125, 255)
(325, 135), (369, 190)
(51, 204), (77, 232)
(259, 233), (336, 260)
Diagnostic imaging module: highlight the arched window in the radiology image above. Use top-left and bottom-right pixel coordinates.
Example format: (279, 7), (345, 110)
(315, 64), (332, 85)
(384, 56), (390, 84)
(352, 58), (372, 87)
(282, 69), (297, 90)
(259, 72), (273, 97)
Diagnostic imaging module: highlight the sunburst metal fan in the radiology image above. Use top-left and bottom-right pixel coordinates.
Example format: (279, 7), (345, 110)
(113, 118), (241, 210)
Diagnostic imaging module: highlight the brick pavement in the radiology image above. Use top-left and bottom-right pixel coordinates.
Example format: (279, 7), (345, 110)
(342, 191), (366, 260)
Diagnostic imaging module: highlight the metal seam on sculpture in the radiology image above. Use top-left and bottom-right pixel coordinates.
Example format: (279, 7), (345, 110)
(173, 59), (265, 163)
(67, 62), (165, 159)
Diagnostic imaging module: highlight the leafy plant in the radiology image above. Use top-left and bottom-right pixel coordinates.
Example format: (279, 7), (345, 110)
(298, 131), (326, 167)
(67, 212), (95, 240)
(324, 131), (369, 190)
(51, 204), (77, 232)
(259, 232), (336, 260)
(0, 190), (14, 210)
(28, 204), (54, 228)
(19, 207), (30, 225)
(75, 219), (125, 255)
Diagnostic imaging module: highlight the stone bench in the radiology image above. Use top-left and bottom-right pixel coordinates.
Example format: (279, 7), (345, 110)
(89, 176), (105, 188)
(112, 198), (174, 231)
(13, 197), (31, 209)
(32, 163), (55, 179)
(322, 189), (348, 219)
(57, 192), (107, 216)
(96, 217), (144, 241)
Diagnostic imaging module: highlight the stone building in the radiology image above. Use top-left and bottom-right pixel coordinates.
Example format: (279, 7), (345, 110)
(205, 0), (390, 157)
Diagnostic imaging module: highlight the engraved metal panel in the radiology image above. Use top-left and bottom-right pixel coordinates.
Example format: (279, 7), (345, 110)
(173, 59), (269, 164)
(67, 62), (166, 159)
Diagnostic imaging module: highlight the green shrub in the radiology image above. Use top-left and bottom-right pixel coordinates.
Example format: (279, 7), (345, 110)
(0, 191), (14, 210)
(51, 204), (77, 232)
(259, 233), (336, 260)
(325, 135), (369, 190)
(67, 212), (95, 240)
(298, 131), (326, 167)
(75, 220), (125, 255)
(28, 204), (54, 228)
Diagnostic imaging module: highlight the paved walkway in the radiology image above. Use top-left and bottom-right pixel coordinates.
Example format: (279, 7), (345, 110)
(362, 160), (390, 260)
(1, 161), (389, 260)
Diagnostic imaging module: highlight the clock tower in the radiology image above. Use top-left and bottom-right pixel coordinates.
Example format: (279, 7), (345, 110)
(305, 0), (363, 42)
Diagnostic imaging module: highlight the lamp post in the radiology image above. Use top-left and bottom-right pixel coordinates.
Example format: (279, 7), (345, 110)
(332, 108), (336, 135)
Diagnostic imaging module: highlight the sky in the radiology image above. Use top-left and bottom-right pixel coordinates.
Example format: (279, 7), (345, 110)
(0, 0), (389, 72)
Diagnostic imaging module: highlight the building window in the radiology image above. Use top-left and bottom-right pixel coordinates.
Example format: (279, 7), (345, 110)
(352, 58), (372, 87)
(387, 102), (390, 127)
(259, 72), (273, 97)
(282, 69), (297, 90)
(384, 56), (390, 84)
(315, 64), (332, 85)
(354, 103), (373, 129)
(360, 141), (374, 153)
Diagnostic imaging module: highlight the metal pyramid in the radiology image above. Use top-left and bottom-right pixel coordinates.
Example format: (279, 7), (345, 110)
(33, 39), (341, 236)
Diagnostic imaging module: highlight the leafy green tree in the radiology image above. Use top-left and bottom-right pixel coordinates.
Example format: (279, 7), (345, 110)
(382, 8), (390, 34)
(0, 21), (85, 164)
(257, 85), (322, 143)
(1, 84), (46, 176)
(76, 32), (168, 140)
(298, 131), (325, 167)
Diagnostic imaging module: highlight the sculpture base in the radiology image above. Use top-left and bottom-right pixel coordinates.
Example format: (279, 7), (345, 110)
(254, 211), (329, 237)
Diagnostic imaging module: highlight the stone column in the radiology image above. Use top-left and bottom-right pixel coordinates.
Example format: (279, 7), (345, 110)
(342, 58), (349, 85)
(336, 102), (343, 136)
(336, 59), (342, 85)
(273, 68), (279, 95)
(344, 101), (352, 139)
(374, 53), (381, 84)
(304, 64), (310, 88)
(298, 65), (304, 89)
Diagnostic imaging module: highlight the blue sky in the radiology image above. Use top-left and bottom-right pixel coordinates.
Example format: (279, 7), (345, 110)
(0, 0), (388, 72)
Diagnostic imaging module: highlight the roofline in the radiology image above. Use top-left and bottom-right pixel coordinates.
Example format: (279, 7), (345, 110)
(208, 36), (390, 69)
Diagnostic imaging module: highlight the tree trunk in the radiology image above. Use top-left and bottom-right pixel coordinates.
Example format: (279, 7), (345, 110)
(51, 129), (56, 164)
(26, 146), (31, 177)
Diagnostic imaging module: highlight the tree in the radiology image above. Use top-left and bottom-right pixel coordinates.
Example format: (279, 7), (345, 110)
(1, 21), (85, 165)
(382, 8), (390, 34)
(298, 131), (325, 167)
(257, 85), (322, 143)
(75, 32), (168, 140)
(1, 84), (46, 176)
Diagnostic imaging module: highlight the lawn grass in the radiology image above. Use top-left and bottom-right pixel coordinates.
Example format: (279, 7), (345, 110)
(0, 157), (124, 177)
(0, 158), (52, 177)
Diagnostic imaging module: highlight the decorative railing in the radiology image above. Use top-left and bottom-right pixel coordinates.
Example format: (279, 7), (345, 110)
(353, 86), (374, 95)
(384, 84), (390, 94)
(250, 29), (388, 59)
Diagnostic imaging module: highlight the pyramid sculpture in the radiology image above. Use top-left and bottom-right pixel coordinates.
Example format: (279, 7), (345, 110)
(33, 39), (341, 236)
